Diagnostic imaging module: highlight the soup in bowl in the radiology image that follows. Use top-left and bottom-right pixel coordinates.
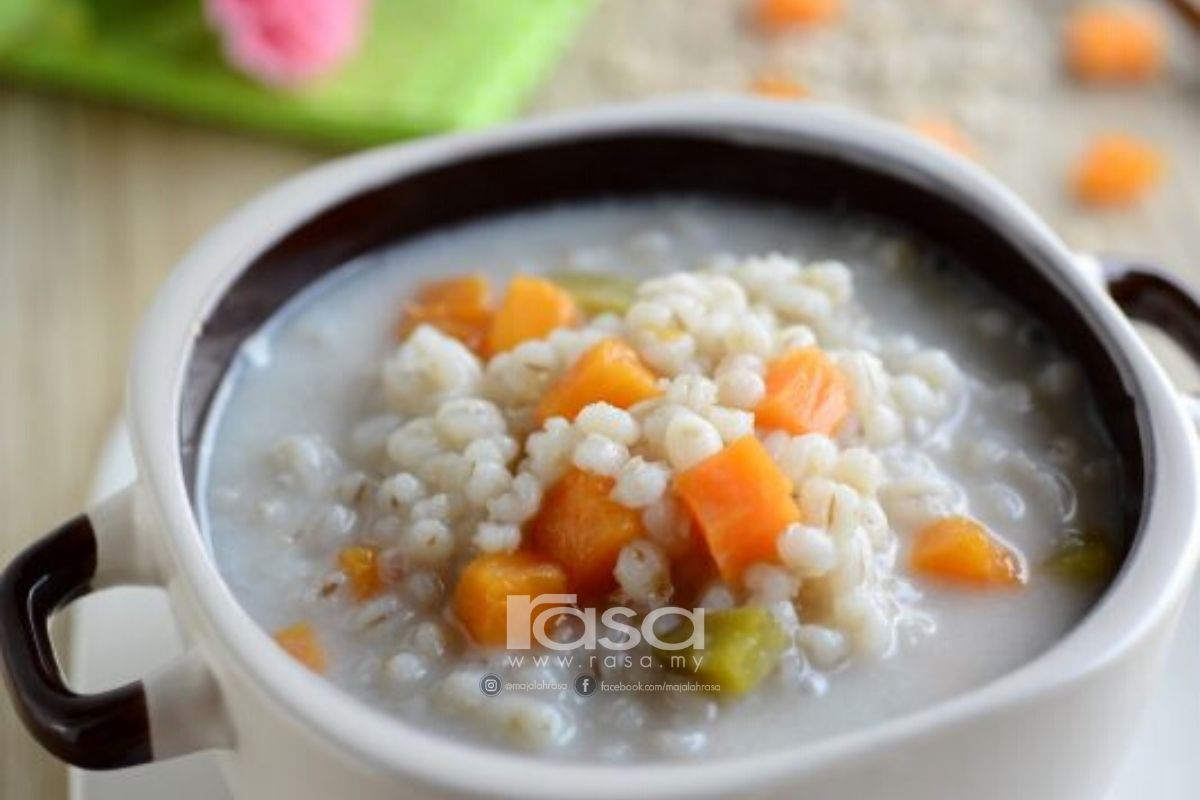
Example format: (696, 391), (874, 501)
(201, 197), (1125, 760)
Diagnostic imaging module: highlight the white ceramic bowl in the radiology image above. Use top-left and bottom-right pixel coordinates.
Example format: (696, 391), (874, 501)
(4, 98), (1200, 800)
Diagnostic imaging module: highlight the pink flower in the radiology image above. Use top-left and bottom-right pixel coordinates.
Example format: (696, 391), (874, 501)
(207, 0), (368, 87)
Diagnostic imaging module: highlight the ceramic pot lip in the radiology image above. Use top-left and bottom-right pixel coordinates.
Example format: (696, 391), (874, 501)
(127, 96), (1200, 799)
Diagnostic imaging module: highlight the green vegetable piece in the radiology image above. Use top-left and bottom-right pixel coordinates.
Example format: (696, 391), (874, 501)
(655, 607), (789, 696)
(547, 271), (637, 316)
(1043, 532), (1119, 584)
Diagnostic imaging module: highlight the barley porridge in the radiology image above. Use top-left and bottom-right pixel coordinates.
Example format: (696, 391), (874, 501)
(200, 196), (1124, 760)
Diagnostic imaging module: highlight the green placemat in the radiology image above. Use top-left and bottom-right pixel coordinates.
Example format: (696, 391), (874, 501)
(0, 0), (592, 148)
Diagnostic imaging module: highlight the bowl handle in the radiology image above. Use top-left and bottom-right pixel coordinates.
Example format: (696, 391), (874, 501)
(1104, 259), (1200, 363)
(1165, 0), (1200, 34)
(1103, 258), (1200, 426)
(0, 486), (230, 769)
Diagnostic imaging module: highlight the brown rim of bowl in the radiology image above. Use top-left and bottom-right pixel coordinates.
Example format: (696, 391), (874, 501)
(1166, 0), (1200, 32)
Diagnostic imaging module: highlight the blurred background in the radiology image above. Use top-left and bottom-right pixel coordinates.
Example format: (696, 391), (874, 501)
(1, 0), (1198, 797)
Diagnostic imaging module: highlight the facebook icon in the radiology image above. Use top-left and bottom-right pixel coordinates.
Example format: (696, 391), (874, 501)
(574, 673), (598, 697)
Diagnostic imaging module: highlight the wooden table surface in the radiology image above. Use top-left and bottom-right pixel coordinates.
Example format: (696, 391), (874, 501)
(0, 89), (323, 799)
(1, 2), (1198, 798)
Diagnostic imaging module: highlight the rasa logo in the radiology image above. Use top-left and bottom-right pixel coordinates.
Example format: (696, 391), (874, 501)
(506, 594), (704, 651)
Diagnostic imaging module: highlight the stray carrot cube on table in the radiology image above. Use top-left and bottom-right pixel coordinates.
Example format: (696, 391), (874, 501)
(749, 72), (809, 100)
(907, 118), (976, 159)
(754, 0), (842, 32)
(1072, 134), (1164, 207)
(1064, 5), (1165, 83)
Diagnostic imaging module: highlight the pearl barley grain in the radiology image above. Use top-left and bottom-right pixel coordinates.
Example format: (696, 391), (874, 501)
(799, 625), (851, 670)
(387, 653), (428, 686)
(575, 402), (639, 445)
(488, 472), (543, 525)
(716, 368), (766, 409)
(612, 457), (670, 509)
(483, 697), (572, 751)
(744, 563), (800, 603)
(664, 410), (723, 470)
(474, 521), (522, 554)
(779, 524), (838, 577)
(572, 433), (630, 477)
(614, 539), (672, 607)
(402, 519), (454, 565)
(704, 406), (755, 443)
(378, 472), (424, 512)
(434, 397), (506, 447)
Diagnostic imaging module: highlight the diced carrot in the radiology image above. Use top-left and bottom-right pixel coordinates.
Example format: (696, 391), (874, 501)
(486, 275), (579, 356)
(536, 338), (662, 423)
(274, 622), (327, 673)
(755, 347), (850, 436)
(1072, 134), (1164, 207)
(529, 468), (647, 598)
(908, 118), (975, 159)
(397, 273), (492, 353)
(337, 545), (382, 601)
(1065, 5), (1164, 84)
(749, 72), (809, 100)
(755, 0), (841, 32)
(453, 552), (569, 647)
(910, 516), (1023, 588)
(673, 436), (801, 583)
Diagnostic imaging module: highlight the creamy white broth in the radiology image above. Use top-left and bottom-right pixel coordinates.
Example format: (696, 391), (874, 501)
(200, 197), (1121, 760)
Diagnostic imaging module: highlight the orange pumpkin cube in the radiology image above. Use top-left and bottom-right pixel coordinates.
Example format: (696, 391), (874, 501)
(1065, 5), (1164, 84)
(910, 516), (1023, 588)
(337, 546), (383, 601)
(528, 468), (647, 598)
(673, 436), (801, 583)
(397, 273), (492, 353)
(756, 347), (850, 436)
(486, 274), (579, 356)
(537, 338), (662, 423)
(1072, 134), (1164, 207)
(755, 0), (842, 32)
(908, 118), (976, 159)
(749, 72), (809, 100)
(274, 622), (327, 673)
(453, 552), (570, 648)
